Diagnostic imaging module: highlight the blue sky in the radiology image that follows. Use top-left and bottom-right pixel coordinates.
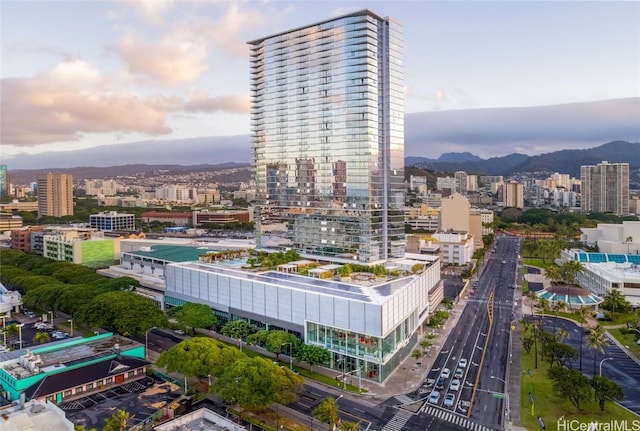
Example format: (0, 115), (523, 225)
(1, 0), (639, 163)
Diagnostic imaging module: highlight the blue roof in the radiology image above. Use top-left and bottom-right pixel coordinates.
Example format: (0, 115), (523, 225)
(574, 251), (639, 264)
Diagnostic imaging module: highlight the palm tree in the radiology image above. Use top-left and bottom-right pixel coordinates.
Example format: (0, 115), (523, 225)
(103, 409), (133, 431)
(587, 325), (608, 376)
(574, 307), (591, 372)
(312, 397), (341, 431)
(561, 260), (584, 285)
(32, 331), (51, 345)
(551, 300), (566, 332)
(555, 328), (571, 344)
(544, 265), (563, 286)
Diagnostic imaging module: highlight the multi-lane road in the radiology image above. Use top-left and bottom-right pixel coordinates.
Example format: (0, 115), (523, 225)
(412, 235), (521, 430)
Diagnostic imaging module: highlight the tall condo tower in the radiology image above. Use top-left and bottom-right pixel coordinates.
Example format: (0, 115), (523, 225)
(37, 173), (74, 218)
(580, 161), (629, 215)
(249, 10), (405, 263)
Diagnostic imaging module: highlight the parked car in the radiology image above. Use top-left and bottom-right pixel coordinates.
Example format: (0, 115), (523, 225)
(454, 368), (464, 379)
(450, 379), (461, 391)
(436, 378), (446, 389)
(173, 329), (185, 335)
(444, 393), (456, 407)
(458, 358), (468, 368)
(441, 368), (451, 379)
(428, 390), (441, 404)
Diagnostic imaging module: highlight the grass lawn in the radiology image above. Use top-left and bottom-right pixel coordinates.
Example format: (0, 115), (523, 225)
(607, 328), (640, 358)
(598, 312), (637, 326)
(523, 258), (548, 269)
(519, 350), (639, 431)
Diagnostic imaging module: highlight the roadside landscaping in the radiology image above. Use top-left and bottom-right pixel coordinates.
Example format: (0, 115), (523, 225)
(519, 350), (639, 431)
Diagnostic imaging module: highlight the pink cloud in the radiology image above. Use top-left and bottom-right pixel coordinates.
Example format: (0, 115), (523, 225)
(184, 89), (249, 113)
(113, 29), (209, 86)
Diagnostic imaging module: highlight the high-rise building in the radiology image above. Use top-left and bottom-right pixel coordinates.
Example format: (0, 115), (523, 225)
(0, 164), (9, 198)
(503, 181), (524, 209)
(581, 161), (630, 215)
(37, 173), (73, 218)
(249, 9), (405, 263)
(454, 171), (468, 195)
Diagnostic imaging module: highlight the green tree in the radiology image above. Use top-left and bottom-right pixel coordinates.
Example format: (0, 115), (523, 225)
(339, 422), (359, 431)
(544, 266), (563, 286)
(213, 357), (303, 411)
(221, 320), (257, 341)
(555, 328), (571, 344)
(591, 375), (624, 411)
(560, 260), (584, 285)
(574, 307), (591, 372)
(78, 291), (167, 335)
(587, 325), (608, 376)
(265, 330), (297, 360)
(312, 397), (341, 431)
(411, 349), (423, 360)
(157, 338), (245, 378)
(33, 331), (51, 344)
(547, 367), (592, 408)
(601, 290), (632, 314)
(547, 342), (578, 368)
(102, 409), (133, 431)
(296, 344), (330, 371)
(174, 302), (219, 335)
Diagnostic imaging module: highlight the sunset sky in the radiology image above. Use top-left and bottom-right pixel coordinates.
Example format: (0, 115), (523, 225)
(1, 0), (639, 164)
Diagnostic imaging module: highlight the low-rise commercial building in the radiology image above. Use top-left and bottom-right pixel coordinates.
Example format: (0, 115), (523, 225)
(164, 257), (440, 383)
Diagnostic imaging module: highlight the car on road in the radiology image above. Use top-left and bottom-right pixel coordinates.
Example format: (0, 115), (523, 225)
(444, 393), (456, 407)
(436, 378), (446, 389)
(441, 368), (450, 379)
(454, 368), (464, 379)
(458, 358), (467, 368)
(173, 329), (185, 335)
(449, 379), (461, 391)
(428, 390), (441, 404)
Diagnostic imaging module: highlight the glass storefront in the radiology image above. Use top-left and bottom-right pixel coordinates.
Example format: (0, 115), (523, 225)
(306, 316), (414, 382)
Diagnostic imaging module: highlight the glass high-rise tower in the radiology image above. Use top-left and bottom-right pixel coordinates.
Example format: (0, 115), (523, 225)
(249, 10), (405, 263)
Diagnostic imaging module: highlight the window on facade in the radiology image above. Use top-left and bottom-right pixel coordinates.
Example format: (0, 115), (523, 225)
(106, 377), (113, 384)
(46, 396), (54, 402)
(64, 390), (72, 396)
(127, 371), (135, 378)
(86, 383), (94, 390)
(75, 386), (83, 393)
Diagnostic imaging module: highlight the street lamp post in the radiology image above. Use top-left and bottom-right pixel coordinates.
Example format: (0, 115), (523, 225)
(67, 319), (73, 337)
(281, 342), (293, 370)
(48, 311), (53, 325)
(599, 357), (614, 376)
(490, 375), (509, 420)
(333, 395), (343, 431)
(145, 327), (157, 360)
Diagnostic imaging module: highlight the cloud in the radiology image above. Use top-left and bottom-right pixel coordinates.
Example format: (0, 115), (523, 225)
(0, 61), (177, 147)
(0, 58), (250, 148)
(124, 0), (175, 25)
(113, 28), (209, 86)
(184, 89), (250, 113)
(406, 86), (476, 111)
(200, 3), (268, 57)
(405, 98), (640, 158)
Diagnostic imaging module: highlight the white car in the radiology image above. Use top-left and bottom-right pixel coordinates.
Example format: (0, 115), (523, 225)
(454, 368), (464, 379)
(458, 358), (468, 368)
(428, 390), (440, 404)
(440, 368), (451, 379)
(444, 393), (456, 407)
(450, 379), (461, 391)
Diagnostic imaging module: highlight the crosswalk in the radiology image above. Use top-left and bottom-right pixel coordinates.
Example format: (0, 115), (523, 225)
(421, 405), (495, 431)
(381, 408), (414, 431)
(394, 394), (415, 404)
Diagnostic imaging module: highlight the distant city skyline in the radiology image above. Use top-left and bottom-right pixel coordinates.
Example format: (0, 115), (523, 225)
(1, 1), (639, 167)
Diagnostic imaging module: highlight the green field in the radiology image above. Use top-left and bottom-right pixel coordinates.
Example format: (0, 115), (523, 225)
(519, 350), (639, 430)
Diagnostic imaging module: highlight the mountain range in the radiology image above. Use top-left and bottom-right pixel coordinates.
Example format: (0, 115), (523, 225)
(7, 141), (637, 185)
(406, 141), (639, 177)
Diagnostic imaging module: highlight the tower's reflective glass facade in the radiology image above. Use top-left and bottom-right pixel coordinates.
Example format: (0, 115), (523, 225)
(250, 10), (405, 263)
